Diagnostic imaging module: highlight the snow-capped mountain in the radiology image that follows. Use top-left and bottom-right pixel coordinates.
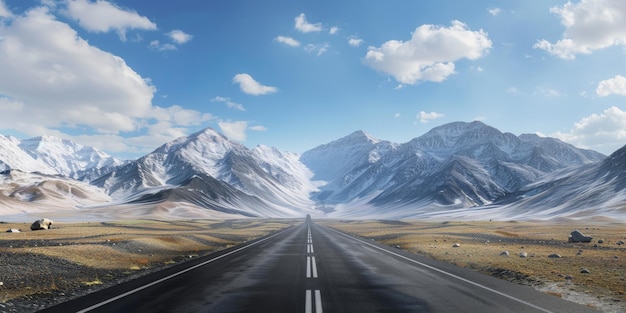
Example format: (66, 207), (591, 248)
(2, 121), (623, 221)
(0, 135), (57, 175)
(91, 128), (317, 217)
(490, 143), (626, 220)
(18, 135), (124, 180)
(301, 121), (606, 213)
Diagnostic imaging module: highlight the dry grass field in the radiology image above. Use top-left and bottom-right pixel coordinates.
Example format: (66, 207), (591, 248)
(321, 219), (626, 313)
(0, 219), (294, 311)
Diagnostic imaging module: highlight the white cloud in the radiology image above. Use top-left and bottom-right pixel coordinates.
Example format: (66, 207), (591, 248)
(275, 35), (301, 47)
(0, 0), (12, 18)
(167, 29), (192, 44)
(64, 0), (156, 41)
(329, 26), (339, 35)
(597, 75), (626, 96)
(348, 37), (363, 47)
(149, 40), (177, 51)
(534, 0), (626, 59)
(552, 106), (626, 154)
(212, 96), (245, 111)
(250, 125), (268, 131)
(233, 73), (278, 95)
(363, 20), (492, 84)
(0, 7), (155, 134)
(295, 13), (322, 33)
(218, 121), (248, 141)
(417, 111), (444, 123)
(304, 43), (330, 56)
(488, 8), (502, 16)
(0, 6), (211, 158)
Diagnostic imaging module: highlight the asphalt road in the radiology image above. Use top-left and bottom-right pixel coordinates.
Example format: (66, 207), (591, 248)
(41, 219), (598, 313)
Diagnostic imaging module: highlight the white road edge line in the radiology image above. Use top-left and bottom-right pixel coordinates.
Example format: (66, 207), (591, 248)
(76, 228), (291, 313)
(327, 226), (554, 313)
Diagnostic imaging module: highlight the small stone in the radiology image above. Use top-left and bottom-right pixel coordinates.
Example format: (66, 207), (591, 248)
(597, 239), (604, 244)
(452, 243), (461, 248)
(519, 252), (528, 258)
(548, 253), (562, 258)
(500, 250), (510, 256)
(617, 240), (625, 246)
(580, 268), (590, 274)
(565, 275), (573, 280)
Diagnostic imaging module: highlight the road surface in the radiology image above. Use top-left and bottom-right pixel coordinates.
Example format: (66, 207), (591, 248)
(41, 219), (597, 312)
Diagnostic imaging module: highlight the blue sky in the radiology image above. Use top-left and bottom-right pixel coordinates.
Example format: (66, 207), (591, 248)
(1, 0), (626, 159)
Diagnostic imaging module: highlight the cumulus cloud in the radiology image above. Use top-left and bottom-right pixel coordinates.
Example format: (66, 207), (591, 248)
(218, 121), (248, 141)
(597, 75), (626, 96)
(0, 5), (211, 157)
(0, 0), (12, 18)
(295, 13), (322, 33)
(329, 26), (339, 35)
(275, 35), (300, 47)
(212, 96), (245, 111)
(233, 73), (278, 95)
(64, 0), (156, 41)
(348, 37), (363, 47)
(0, 7), (154, 134)
(534, 0), (626, 59)
(304, 43), (330, 56)
(167, 29), (192, 44)
(363, 20), (492, 85)
(552, 106), (626, 154)
(417, 111), (444, 123)
(488, 8), (502, 16)
(149, 40), (176, 51)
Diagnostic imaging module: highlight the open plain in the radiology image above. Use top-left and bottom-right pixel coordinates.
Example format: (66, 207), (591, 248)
(0, 219), (294, 312)
(321, 219), (626, 313)
(0, 218), (624, 312)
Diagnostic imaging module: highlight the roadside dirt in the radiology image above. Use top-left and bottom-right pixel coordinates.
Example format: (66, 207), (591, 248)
(0, 219), (294, 312)
(322, 220), (626, 313)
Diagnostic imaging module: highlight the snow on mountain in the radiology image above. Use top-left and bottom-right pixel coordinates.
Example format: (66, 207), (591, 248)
(301, 121), (607, 218)
(1, 121), (622, 221)
(0, 170), (111, 217)
(0, 135), (57, 175)
(18, 135), (124, 180)
(91, 128), (317, 217)
(489, 144), (626, 220)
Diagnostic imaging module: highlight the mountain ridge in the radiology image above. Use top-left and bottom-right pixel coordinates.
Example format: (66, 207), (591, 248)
(1, 121), (624, 221)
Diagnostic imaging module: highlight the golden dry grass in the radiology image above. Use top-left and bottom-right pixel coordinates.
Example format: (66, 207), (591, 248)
(321, 220), (626, 311)
(0, 219), (294, 303)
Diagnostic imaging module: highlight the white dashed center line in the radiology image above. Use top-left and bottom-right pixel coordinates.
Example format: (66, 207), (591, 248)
(305, 289), (323, 313)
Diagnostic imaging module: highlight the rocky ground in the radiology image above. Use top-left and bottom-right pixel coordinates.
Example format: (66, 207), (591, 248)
(0, 219), (624, 313)
(0, 219), (293, 312)
(322, 219), (626, 313)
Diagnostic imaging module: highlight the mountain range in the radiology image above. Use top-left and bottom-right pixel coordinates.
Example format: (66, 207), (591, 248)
(1, 121), (624, 221)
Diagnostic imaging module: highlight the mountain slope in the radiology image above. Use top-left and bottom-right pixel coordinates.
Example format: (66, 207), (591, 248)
(491, 144), (626, 219)
(91, 128), (316, 217)
(301, 121), (607, 216)
(0, 135), (57, 175)
(19, 135), (124, 180)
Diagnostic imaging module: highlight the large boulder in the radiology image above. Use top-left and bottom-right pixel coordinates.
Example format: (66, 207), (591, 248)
(30, 218), (53, 231)
(568, 230), (592, 243)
